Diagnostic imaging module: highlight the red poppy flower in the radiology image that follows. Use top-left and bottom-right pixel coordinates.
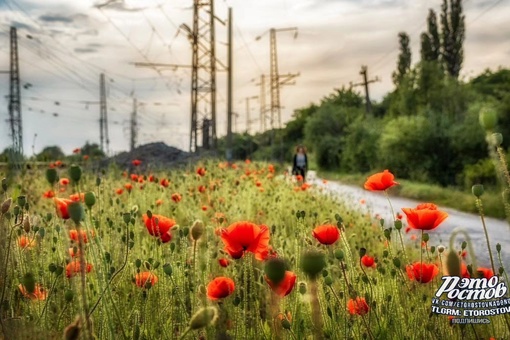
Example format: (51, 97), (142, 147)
(171, 193), (182, 203)
(268, 164), (275, 173)
(138, 177), (144, 184)
(69, 193), (85, 202)
(220, 221), (270, 261)
(68, 247), (80, 258)
(83, 155), (89, 161)
(361, 255), (376, 268)
(312, 224), (340, 245)
(201, 205), (208, 211)
(155, 199), (163, 206)
(296, 175), (303, 182)
(59, 178), (70, 186)
(73, 148), (81, 154)
(255, 181), (262, 187)
(115, 188), (124, 195)
(55, 160), (63, 167)
(406, 262), (439, 283)
(124, 183), (133, 192)
(18, 236), (36, 249)
(43, 190), (55, 199)
(135, 271), (158, 288)
(160, 178), (170, 187)
(198, 185), (206, 193)
(207, 277), (235, 300)
(132, 159), (142, 166)
(364, 169), (398, 191)
(347, 297), (370, 316)
(142, 214), (175, 243)
(130, 174), (138, 182)
(66, 260), (93, 278)
(69, 229), (90, 243)
(476, 267), (494, 279)
(265, 271), (297, 297)
(218, 258), (230, 267)
(197, 167), (206, 177)
(402, 203), (448, 231)
(54, 198), (73, 219)
(148, 175), (155, 182)
(19, 283), (47, 301)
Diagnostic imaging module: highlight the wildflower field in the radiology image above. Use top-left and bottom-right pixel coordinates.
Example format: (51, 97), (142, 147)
(0, 160), (508, 340)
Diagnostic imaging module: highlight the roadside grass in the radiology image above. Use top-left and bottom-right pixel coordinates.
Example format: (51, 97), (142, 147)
(318, 170), (506, 219)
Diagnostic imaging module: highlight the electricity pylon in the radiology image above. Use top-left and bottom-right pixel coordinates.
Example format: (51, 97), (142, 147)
(8, 26), (23, 159)
(350, 65), (380, 114)
(99, 73), (110, 154)
(130, 98), (138, 151)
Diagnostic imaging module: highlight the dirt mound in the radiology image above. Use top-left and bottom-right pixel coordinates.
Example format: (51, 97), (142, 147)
(102, 142), (197, 170)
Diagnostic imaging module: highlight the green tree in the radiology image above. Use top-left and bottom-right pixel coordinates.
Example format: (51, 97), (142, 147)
(36, 145), (65, 161)
(440, 0), (465, 78)
(392, 32), (412, 86)
(421, 9), (441, 62)
(81, 142), (105, 158)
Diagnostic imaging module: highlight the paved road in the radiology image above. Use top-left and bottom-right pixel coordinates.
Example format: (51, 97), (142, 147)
(308, 171), (510, 271)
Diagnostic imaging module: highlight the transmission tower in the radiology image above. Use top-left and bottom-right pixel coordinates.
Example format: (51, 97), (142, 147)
(8, 26), (23, 158)
(130, 98), (138, 151)
(99, 73), (110, 154)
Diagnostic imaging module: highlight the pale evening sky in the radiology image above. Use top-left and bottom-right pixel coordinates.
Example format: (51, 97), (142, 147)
(0, 0), (508, 155)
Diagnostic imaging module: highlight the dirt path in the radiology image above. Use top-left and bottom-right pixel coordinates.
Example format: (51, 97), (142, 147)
(308, 171), (510, 271)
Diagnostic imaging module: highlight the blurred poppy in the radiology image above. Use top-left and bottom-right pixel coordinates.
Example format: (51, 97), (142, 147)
(312, 224), (340, 245)
(54, 197), (73, 219)
(406, 262), (439, 283)
(130, 174), (138, 181)
(59, 178), (70, 186)
(347, 297), (370, 315)
(296, 175), (303, 182)
(73, 148), (81, 154)
(138, 177), (144, 184)
(361, 255), (376, 268)
(265, 270), (297, 297)
(245, 159), (251, 164)
(115, 188), (124, 195)
(83, 155), (89, 161)
(155, 199), (163, 206)
(19, 283), (47, 300)
(148, 175), (155, 182)
(69, 193), (85, 202)
(124, 183), (133, 192)
(171, 193), (182, 203)
(68, 247), (80, 258)
(201, 205), (208, 211)
(207, 277), (235, 300)
(402, 203), (448, 231)
(364, 169), (398, 191)
(476, 267), (494, 279)
(135, 271), (158, 288)
(220, 221), (270, 261)
(132, 159), (142, 166)
(160, 178), (170, 187)
(18, 236), (36, 249)
(255, 181), (262, 187)
(142, 214), (175, 243)
(55, 160), (63, 167)
(218, 258), (230, 267)
(42, 190), (55, 199)
(197, 167), (206, 177)
(66, 260), (93, 278)
(268, 164), (275, 173)
(198, 185), (206, 193)
(69, 229), (91, 243)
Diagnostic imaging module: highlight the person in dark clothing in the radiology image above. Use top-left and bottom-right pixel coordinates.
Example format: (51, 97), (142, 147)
(292, 145), (308, 180)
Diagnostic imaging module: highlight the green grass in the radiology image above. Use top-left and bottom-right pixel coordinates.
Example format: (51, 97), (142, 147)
(0, 161), (508, 340)
(318, 170), (507, 219)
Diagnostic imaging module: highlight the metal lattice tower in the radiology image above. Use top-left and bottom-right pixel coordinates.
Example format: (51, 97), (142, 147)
(190, 0), (218, 152)
(8, 26), (23, 157)
(269, 29), (279, 130)
(130, 98), (138, 151)
(99, 73), (110, 154)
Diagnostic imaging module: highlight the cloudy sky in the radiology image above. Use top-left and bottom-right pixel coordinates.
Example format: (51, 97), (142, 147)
(0, 0), (508, 155)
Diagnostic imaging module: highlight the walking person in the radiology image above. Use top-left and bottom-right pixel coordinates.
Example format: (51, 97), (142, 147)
(292, 145), (308, 180)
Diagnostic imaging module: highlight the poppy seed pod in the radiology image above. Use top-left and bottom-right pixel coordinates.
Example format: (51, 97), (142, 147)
(300, 250), (326, 280)
(190, 220), (204, 241)
(17, 195), (26, 208)
(1, 177), (7, 191)
(21, 272), (36, 294)
(69, 165), (82, 183)
(491, 132), (503, 147)
(298, 281), (307, 295)
(472, 184), (484, 198)
(23, 215), (31, 233)
(437, 245), (445, 253)
(1, 198), (11, 214)
(281, 319), (291, 330)
(189, 307), (218, 330)
(84, 192), (96, 208)
(479, 107), (498, 131)
(45, 168), (58, 185)
(264, 258), (287, 285)
(67, 202), (84, 225)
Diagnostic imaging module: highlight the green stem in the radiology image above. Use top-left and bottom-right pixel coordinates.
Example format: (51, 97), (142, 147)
(476, 198), (496, 274)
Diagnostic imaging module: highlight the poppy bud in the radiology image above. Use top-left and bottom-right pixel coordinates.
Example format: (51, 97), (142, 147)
(96, 177), (101, 186)
(298, 282), (307, 295)
(324, 276), (333, 286)
(1, 177), (7, 191)
(46, 168), (58, 185)
(67, 202), (84, 225)
(461, 241), (467, 250)
(21, 272), (36, 294)
(491, 133), (503, 147)
(423, 233), (429, 243)
(264, 258), (287, 285)
(84, 192), (96, 208)
(69, 165), (82, 183)
(17, 195), (26, 208)
(496, 243), (501, 253)
(334, 250), (344, 261)
(437, 245), (445, 253)
(446, 251), (461, 277)
(300, 250), (325, 280)
(23, 215), (31, 233)
(189, 307), (218, 330)
(163, 263), (173, 276)
(123, 213), (131, 225)
(190, 220), (205, 241)
(472, 184), (484, 198)
(13, 205), (20, 216)
(49, 263), (57, 273)
(359, 248), (367, 258)
(281, 319), (291, 330)
(65, 290), (74, 303)
(479, 107), (497, 131)
(1, 198), (11, 214)
(182, 226), (189, 237)
(394, 220), (402, 230)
